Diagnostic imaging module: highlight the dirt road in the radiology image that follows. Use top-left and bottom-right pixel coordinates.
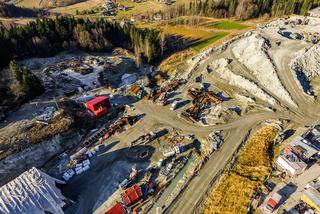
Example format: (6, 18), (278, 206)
(161, 19), (320, 214)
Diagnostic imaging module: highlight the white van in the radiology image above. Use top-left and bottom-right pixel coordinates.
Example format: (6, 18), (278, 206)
(170, 100), (179, 111)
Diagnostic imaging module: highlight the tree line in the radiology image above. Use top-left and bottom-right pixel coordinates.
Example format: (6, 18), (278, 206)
(8, 60), (44, 99)
(152, 0), (320, 21)
(0, 16), (163, 68)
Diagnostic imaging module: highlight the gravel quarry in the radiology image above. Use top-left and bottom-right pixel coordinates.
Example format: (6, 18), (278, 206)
(167, 16), (320, 214)
(1, 15), (320, 214)
(232, 32), (296, 107)
(291, 44), (320, 95)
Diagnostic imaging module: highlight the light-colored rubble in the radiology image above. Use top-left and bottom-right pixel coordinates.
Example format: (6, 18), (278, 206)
(210, 58), (277, 105)
(291, 44), (320, 80)
(232, 33), (296, 107)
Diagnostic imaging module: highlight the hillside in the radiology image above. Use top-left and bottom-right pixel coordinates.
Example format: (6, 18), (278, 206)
(0, 3), (38, 17)
(39, 0), (85, 8)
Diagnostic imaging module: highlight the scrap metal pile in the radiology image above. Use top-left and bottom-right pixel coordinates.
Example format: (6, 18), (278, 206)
(146, 78), (187, 103)
(181, 88), (222, 123)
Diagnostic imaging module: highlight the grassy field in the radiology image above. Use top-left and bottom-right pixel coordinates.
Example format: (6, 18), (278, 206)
(210, 21), (248, 30)
(116, 0), (165, 19)
(50, 0), (104, 15)
(15, 0), (42, 8)
(156, 25), (216, 40)
(203, 125), (278, 214)
(192, 32), (228, 51)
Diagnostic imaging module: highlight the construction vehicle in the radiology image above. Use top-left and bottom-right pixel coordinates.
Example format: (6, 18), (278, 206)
(170, 100), (179, 111)
(157, 92), (169, 106)
(207, 92), (222, 104)
(129, 85), (141, 95)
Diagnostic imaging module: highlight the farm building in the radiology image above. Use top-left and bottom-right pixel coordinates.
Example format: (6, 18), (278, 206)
(0, 167), (66, 214)
(85, 96), (110, 117)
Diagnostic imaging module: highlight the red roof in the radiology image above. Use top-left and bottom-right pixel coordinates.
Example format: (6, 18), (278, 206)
(105, 202), (126, 214)
(85, 96), (110, 117)
(85, 96), (109, 107)
(121, 185), (142, 206)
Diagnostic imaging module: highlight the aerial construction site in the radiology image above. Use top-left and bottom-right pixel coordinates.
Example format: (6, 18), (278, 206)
(1, 12), (320, 214)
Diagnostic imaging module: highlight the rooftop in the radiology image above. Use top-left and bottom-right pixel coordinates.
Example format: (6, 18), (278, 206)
(288, 136), (318, 160)
(0, 167), (66, 214)
(85, 96), (109, 107)
(280, 148), (308, 170)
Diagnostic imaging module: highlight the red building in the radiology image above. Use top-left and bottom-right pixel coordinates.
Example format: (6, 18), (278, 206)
(105, 202), (126, 214)
(121, 185), (142, 206)
(85, 96), (110, 117)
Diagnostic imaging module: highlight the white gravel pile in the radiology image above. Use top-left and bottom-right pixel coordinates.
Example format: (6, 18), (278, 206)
(291, 45), (320, 79)
(232, 33), (296, 107)
(210, 58), (277, 105)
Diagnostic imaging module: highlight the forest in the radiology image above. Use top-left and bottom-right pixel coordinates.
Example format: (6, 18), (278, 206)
(154, 0), (320, 20)
(0, 16), (163, 68)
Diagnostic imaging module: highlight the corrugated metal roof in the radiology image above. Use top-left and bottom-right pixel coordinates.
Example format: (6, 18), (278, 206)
(0, 167), (66, 214)
(85, 96), (109, 107)
(304, 187), (320, 208)
(289, 137), (318, 159)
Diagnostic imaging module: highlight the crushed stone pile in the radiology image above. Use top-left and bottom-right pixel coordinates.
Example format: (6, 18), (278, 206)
(290, 45), (320, 94)
(210, 58), (277, 105)
(291, 45), (320, 79)
(232, 33), (296, 107)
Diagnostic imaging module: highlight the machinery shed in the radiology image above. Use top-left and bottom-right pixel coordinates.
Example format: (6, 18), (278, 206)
(85, 96), (111, 117)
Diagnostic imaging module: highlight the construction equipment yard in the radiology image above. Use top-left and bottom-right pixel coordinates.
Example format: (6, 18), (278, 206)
(1, 15), (320, 214)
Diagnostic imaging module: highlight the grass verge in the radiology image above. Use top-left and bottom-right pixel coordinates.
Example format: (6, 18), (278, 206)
(203, 125), (278, 214)
(210, 21), (248, 30)
(192, 32), (228, 51)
